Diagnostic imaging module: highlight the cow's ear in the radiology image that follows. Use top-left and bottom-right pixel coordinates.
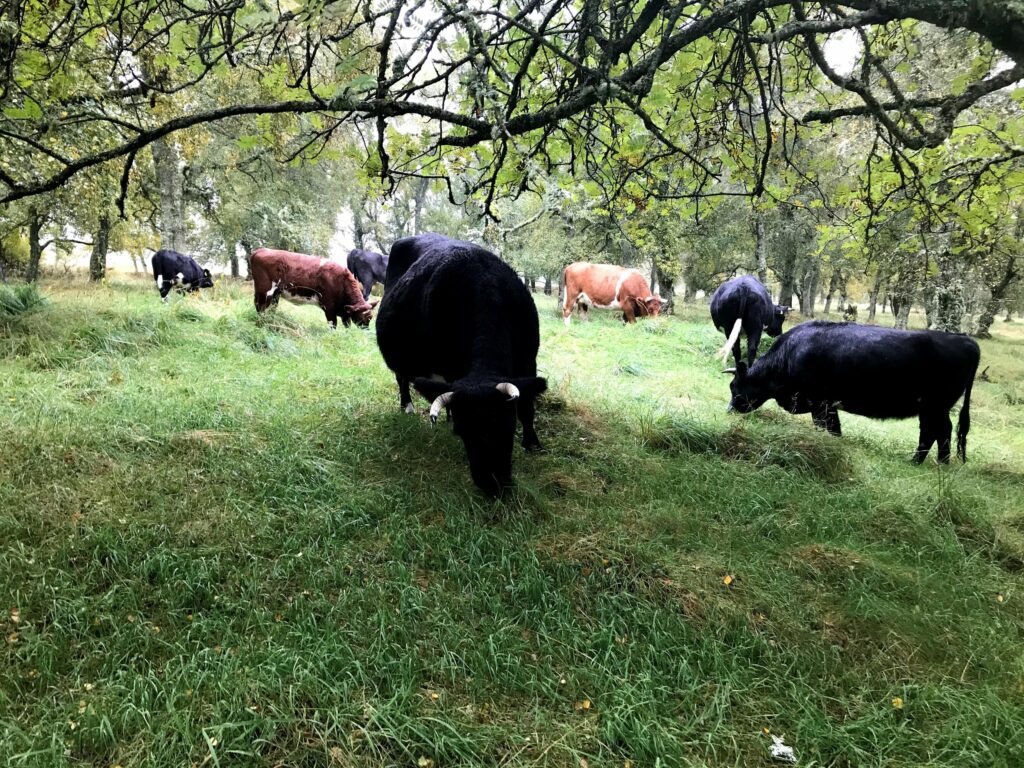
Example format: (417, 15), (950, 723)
(507, 376), (547, 399)
(413, 377), (454, 402)
(203, 268), (212, 278)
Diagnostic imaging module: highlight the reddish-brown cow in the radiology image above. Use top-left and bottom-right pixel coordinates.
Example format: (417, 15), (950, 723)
(250, 248), (378, 328)
(562, 262), (662, 326)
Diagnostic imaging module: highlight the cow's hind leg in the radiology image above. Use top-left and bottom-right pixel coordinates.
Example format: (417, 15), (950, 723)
(934, 411), (953, 464)
(518, 398), (542, 451)
(914, 412), (940, 464)
(745, 323), (762, 367)
(562, 288), (579, 326)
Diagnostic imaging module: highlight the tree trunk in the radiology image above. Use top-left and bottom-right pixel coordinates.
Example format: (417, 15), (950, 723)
(776, 254), (798, 309)
(352, 197), (366, 250)
(89, 213), (110, 282)
(822, 269), (840, 316)
(754, 212), (768, 285)
(975, 255), (1018, 338)
(544, 275), (552, 295)
(240, 240), (254, 281)
(152, 138), (185, 252)
(800, 260), (820, 317)
(26, 209), (43, 282)
(655, 264), (675, 314)
(932, 249), (966, 333)
(867, 270), (886, 322)
(230, 249), (240, 278)
(412, 177), (429, 234)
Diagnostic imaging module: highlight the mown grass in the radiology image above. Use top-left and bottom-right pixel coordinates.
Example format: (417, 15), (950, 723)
(2, 277), (1024, 767)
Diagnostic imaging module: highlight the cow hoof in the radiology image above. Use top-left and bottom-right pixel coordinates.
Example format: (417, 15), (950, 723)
(403, 402), (416, 415)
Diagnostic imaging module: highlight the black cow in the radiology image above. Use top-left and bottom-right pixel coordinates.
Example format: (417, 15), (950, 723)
(376, 233), (546, 495)
(151, 249), (214, 301)
(726, 321), (980, 463)
(710, 275), (791, 366)
(347, 248), (388, 300)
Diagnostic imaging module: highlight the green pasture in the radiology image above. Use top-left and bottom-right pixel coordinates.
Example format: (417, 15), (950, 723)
(2, 277), (1023, 767)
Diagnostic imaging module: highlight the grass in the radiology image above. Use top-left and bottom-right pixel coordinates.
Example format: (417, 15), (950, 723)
(2, 277), (1024, 767)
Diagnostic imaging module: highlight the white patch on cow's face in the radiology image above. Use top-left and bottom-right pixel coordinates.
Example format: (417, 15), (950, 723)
(267, 280), (279, 298)
(404, 402), (416, 414)
(175, 272), (184, 283)
(156, 275), (164, 289)
(563, 315), (571, 328)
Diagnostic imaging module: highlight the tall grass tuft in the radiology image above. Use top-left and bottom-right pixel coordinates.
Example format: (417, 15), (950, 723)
(0, 282), (47, 320)
(643, 412), (853, 481)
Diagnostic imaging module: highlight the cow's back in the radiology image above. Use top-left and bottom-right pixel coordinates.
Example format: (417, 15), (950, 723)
(377, 234), (539, 381)
(564, 262), (630, 304)
(768, 322), (979, 415)
(710, 275), (771, 328)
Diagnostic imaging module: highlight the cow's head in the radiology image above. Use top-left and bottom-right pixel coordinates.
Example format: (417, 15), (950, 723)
(414, 375), (547, 496)
(345, 298), (379, 328)
(725, 362), (770, 413)
(199, 268), (215, 289)
(641, 294), (664, 318)
(765, 305), (791, 336)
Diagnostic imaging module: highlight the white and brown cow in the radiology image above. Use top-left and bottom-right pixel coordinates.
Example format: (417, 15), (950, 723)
(562, 262), (662, 326)
(250, 248), (378, 328)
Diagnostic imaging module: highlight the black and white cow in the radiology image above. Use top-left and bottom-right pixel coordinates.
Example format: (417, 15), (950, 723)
(346, 248), (388, 300)
(710, 275), (791, 366)
(151, 249), (214, 301)
(726, 321), (980, 463)
(375, 233), (546, 495)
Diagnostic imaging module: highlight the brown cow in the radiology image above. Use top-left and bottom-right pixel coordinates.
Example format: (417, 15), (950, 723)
(562, 262), (662, 326)
(250, 248), (378, 328)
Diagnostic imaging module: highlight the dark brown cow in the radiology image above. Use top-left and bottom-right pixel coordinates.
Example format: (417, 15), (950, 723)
(250, 248), (377, 328)
(562, 262), (662, 325)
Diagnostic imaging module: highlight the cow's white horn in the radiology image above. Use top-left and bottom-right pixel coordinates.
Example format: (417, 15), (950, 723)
(722, 367), (737, 374)
(496, 382), (520, 400)
(429, 391), (455, 423)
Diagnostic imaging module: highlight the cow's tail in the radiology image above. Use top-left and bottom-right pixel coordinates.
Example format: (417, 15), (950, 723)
(956, 367), (977, 463)
(718, 318), (743, 362)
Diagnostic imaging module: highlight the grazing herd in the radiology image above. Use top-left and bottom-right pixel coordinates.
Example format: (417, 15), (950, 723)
(151, 235), (982, 495)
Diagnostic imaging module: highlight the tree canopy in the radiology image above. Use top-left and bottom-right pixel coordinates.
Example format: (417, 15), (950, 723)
(1, 1), (1022, 212)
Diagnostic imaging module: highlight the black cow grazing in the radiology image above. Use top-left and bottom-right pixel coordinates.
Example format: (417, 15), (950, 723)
(726, 322), (980, 463)
(151, 249), (214, 301)
(347, 248), (388, 300)
(376, 233), (546, 496)
(710, 275), (791, 366)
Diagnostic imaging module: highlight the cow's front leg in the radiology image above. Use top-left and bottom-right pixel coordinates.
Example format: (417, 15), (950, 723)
(825, 405), (842, 436)
(397, 376), (414, 414)
(811, 401), (841, 435)
(518, 398), (542, 451)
